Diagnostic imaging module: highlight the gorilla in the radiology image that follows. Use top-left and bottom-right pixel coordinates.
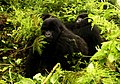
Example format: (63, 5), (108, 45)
(24, 18), (88, 78)
(66, 13), (102, 55)
(41, 13), (102, 55)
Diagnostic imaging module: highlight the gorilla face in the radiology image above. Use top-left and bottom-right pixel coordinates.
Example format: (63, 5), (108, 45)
(75, 13), (93, 26)
(41, 18), (62, 43)
(76, 17), (84, 23)
(75, 13), (88, 23)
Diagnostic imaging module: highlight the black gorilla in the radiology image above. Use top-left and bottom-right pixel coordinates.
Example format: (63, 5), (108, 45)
(41, 13), (102, 55)
(24, 18), (88, 78)
(41, 18), (88, 55)
(66, 13), (102, 55)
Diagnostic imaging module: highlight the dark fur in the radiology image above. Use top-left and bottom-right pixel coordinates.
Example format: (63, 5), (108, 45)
(66, 13), (102, 55)
(24, 18), (88, 78)
(41, 13), (102, 55)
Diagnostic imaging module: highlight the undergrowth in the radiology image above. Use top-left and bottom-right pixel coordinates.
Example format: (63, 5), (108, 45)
(0, 0), (120, 84)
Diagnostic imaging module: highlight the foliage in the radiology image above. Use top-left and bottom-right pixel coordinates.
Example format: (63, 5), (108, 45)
(0, 0), (120, 83)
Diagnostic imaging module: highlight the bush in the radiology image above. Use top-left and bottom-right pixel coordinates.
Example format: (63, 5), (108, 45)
(0, 0), (120, 83)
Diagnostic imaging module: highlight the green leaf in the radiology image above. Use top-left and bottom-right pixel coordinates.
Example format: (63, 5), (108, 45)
(108, 53), (115, 63)
(87, 63), (94, 73)
(14, 78), (35, 84)
(0, 80), (6, 84)
(2, 67), (9, 72)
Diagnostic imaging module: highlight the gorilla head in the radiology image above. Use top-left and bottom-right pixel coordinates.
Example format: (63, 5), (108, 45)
(75, 13), (88, 23)
(41, 18), (63, 43)
(75, 13), (93, 26)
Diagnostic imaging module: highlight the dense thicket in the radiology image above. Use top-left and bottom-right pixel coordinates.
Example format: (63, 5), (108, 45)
(0, 0), (120, 84)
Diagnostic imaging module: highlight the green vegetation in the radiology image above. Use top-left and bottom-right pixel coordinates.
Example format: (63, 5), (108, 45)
(0, 0), (120, 84)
